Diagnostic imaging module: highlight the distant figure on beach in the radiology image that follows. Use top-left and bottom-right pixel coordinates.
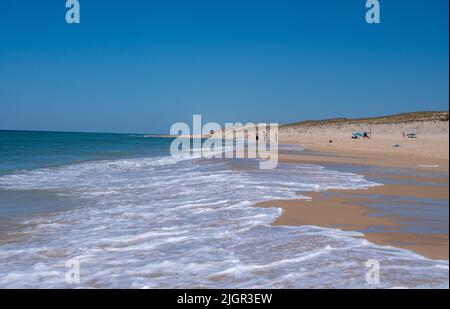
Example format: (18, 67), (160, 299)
(403, 132), (405, 138)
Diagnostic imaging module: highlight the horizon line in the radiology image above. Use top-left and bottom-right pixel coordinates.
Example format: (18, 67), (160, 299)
(1, 110), (448, 135)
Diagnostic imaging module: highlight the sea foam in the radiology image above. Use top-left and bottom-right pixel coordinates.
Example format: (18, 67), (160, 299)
(0, 155), (447, 288)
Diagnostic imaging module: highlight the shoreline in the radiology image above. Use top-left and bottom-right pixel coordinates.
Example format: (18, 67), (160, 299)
(147, 122), (449, 260)
(256, 140), (449, 260)
(0, 129), (448, 288)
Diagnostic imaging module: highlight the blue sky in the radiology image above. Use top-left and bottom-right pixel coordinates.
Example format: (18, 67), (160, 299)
(0, 0), (448, 133)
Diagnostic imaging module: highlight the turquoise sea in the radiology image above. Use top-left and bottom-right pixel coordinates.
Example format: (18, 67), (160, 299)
(0, 131), (172, 176)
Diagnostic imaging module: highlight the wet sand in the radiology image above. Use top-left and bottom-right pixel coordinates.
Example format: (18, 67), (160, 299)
(257, 149), (449, 260)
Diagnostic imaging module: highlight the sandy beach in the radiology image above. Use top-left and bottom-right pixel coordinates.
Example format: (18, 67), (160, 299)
(157, 112), (449, 260)
(255, 112), (449, 260)
(0, 114), (448, 288)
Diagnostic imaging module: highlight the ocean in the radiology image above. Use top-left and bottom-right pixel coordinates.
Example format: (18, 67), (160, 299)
(0, 130), (448, 288)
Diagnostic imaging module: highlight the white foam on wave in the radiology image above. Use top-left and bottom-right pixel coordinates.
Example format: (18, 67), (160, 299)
(0, 155), (447, 288)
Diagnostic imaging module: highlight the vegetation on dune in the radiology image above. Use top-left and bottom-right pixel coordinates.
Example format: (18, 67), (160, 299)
(282, 111), (449, 128)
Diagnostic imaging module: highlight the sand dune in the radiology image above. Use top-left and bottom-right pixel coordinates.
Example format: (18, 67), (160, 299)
(279, 111), (449, 164)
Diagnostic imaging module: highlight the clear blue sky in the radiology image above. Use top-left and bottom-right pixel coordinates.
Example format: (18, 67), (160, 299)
(0, 0), (448, 133)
